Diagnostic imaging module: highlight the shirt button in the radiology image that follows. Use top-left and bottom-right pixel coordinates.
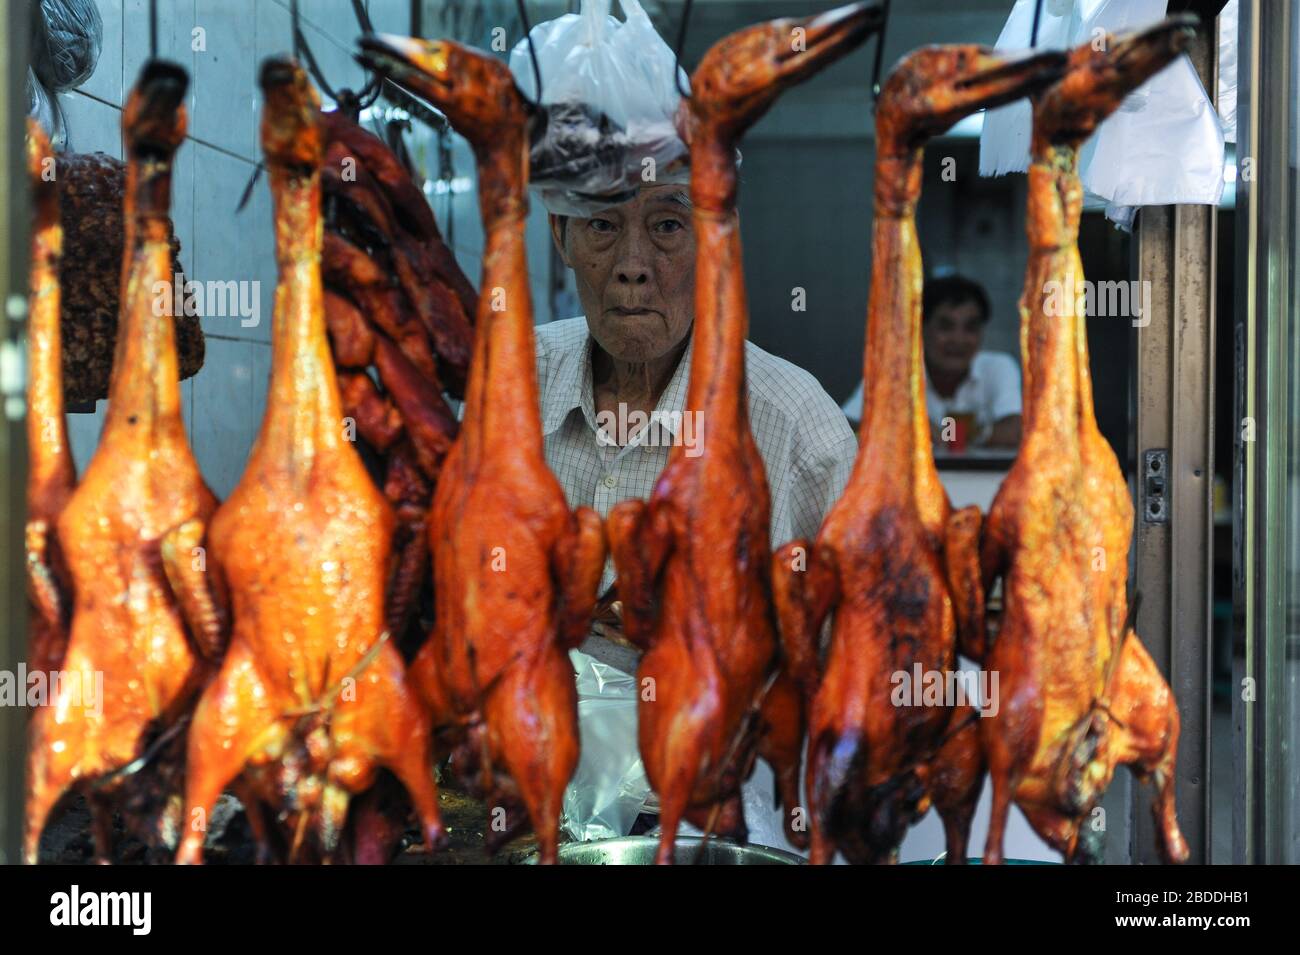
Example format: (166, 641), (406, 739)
(603, 474), (618, 489)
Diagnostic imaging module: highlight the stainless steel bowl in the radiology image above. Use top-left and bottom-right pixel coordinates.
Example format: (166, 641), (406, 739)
(521, 836), (807, 865)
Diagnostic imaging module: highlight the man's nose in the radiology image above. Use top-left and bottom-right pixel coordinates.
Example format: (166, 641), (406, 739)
(614, 229), (652, 285)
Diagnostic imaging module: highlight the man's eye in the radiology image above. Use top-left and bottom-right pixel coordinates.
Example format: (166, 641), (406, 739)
(654, 219), (684, 234)
(589, 219), (616, 234)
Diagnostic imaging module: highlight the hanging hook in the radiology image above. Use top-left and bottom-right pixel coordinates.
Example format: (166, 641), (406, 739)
(149, 0), (158, 60)
(289, 0), (341, 102)
(517, 0), (543, 104)
(870, 0), (891, 107)
(673, 0), (694, 100)
(1030, 0), (1046, 47)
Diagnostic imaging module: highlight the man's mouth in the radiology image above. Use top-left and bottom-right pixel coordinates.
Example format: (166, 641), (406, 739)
(609, 306), (661, 317)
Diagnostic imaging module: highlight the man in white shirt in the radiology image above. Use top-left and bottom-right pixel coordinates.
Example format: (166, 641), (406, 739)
(537, 182), (857, 850)
(841, 274), (1023, 450)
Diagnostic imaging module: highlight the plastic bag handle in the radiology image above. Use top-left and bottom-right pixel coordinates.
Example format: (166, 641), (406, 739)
(581, 0), (612, 45)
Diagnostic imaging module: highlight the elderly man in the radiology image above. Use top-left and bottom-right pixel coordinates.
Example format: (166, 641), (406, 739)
(537, 181), (856, 849)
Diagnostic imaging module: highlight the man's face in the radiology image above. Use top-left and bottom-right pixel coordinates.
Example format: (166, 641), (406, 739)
(922, 298), (985, 379)
(550, 184), (696, 364)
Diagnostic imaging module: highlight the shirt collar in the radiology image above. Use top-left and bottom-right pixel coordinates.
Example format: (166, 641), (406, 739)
(540, 324), (696, 442)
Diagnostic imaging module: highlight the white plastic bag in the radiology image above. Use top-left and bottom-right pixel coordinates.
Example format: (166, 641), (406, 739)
(979, 0), (1225, 229)
(509, 0), (690, 216)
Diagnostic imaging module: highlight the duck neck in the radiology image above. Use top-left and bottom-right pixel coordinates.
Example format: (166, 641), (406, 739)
(460, 131), (542, 461)
(1021, 141), (1089, 446)
(102, 149), (185, 442)
(26, 164), (74, 505)
(861, 148), (927, 485)
(684, 135), (747, 435)
(257, 159), (341, 471)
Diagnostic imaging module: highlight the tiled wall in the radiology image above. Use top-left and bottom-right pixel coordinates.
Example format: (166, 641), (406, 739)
(60, 0), (560, 498)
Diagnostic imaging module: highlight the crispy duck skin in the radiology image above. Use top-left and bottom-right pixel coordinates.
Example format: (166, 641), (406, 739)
(362, 35), (607, 864)
(601, 4), (879, 864)
(25, 120), (76, 676)
(980, 21), (1193, 866)
(771, 44), (1067, 865)
(177, 59), (447, 864)
(25, 62), (225, 864)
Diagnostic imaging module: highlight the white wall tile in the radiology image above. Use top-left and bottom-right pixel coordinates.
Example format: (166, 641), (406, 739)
(241, 170), (276, 345)
(190, 143), (260, 339)
(189, 338), (265, 499)
(123, 0), (197, 114)
(192, 0), (257, 160)
(366, 0), (414, 35)
(59, 93), (123, 159)
(77, 0), (124, 106)
(67, 404), (104, 474)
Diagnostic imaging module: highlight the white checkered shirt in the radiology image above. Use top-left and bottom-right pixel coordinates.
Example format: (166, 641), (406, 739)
(535, 317), (858, 594)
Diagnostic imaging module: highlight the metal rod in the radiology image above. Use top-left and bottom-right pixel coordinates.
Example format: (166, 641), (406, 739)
(517, 0), (543, 104)
(674, 0), (693, 99)
(1030, 0), (1044, 47)
(871, 0), (891, 105)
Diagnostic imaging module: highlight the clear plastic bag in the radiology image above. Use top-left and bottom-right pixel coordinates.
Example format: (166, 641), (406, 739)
(28, 0), (105, 144)
(509, 0), (690, 216)
(979, 0), (1225, 229)
(560, 650), (652, 842)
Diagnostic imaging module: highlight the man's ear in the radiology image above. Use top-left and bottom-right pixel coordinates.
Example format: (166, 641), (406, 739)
(548, 213), (572, 267)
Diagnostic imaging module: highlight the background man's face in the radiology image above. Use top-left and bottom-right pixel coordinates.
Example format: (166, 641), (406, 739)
(550, 184), (696, 364)
(922, 298), (985, 379)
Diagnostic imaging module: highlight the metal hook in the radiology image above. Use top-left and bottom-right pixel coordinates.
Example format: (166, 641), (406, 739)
(870, 0), (891, 107)
(673, 0), (694, 100)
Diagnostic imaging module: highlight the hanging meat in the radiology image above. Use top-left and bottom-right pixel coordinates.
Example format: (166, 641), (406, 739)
(599, 3), (880, 865)
(317, 108), (472, 650)
(175, 58), (448, 865)
(25, 62), (223, 864)
(359, 34), (607, 864)
(771, 44), (1067, 864)
(25, 119), (76, 680)
(54, 150), (204, 405)
(979, 19), (1194, 865)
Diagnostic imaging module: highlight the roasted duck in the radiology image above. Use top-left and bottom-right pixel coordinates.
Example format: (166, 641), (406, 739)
(25, 120), (76, 679)
(360, 34), (606, 864)
(25, 62), (222, 864)
(600, 4), (879, 865)
(771, 45), (1067, 864)
(176, 58), (447, 865)
(980, 20), (1193, 865)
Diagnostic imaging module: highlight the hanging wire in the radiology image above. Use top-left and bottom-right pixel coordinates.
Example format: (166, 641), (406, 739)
(1030, 0), (1045, 47)
(673, 0), (694, 99)
(517, 0), (543, 104)
(870, 0), (891, 106)
(149, 0), (158, 59)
